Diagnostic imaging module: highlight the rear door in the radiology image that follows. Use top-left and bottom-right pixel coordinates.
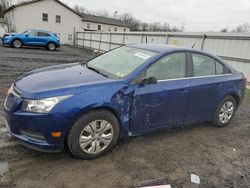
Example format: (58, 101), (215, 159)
(37, 32), (51, 46)
(130, 52), (191, 133)
(185, 52), (230, 123)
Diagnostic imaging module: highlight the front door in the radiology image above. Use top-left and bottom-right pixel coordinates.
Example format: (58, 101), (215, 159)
(130, 52), (190, 133)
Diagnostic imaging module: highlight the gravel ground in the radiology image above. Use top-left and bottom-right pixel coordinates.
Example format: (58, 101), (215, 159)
(0, 45), (249, 188)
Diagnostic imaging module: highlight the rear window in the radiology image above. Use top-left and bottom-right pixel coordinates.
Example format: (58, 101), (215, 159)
(192, 54), (216, 76)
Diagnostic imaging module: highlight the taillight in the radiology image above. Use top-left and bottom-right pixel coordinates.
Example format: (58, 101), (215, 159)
(243, 75), (247, 88)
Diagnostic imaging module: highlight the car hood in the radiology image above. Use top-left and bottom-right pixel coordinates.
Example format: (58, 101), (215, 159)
(14, 63), (115, 98)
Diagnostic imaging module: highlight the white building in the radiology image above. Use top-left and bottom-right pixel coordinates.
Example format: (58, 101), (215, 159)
(4, 0), (130, 44)
(0, 18), (8, 37)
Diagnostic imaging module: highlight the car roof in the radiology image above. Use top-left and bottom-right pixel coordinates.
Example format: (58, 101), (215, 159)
(26, 29), (52, 33)
(127, 43), (211, 55)
(127, 43), (236, 72)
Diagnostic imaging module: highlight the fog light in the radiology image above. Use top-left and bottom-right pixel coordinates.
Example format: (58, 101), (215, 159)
(51, 132), (62, 137)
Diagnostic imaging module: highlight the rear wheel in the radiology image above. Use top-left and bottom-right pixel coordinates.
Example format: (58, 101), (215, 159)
(47, 42), (56, 51)
(213, 96), (236, 127)
(12, 39), (22, 48)
(67, 110), (120, 159)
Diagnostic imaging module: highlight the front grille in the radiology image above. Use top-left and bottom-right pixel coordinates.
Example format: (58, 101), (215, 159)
(20, 129), (46, 142)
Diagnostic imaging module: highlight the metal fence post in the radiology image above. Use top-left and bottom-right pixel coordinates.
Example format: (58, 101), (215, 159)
(122, 33), (126, 45)
(90, 32), (93, 49)
(166, 34), (169, 44)
(109, 33), (112, 50)
(201, 34), (206, 50)
(99, 32), (102, 51)
(73, 26), (76, 46)
(82, 32), (85, 47)
(141, 33), (144, 43)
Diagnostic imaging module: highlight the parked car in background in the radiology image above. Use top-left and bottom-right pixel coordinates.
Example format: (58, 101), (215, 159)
(4, 44), (246, 159)
(2, 29), (60, 51)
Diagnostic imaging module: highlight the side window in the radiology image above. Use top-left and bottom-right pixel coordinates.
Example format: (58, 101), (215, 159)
(28, 31), (38, 36)
(192, 54), (215, 76)
(215, 60), (224, 75)
(38, 32), (51, 37)
(56, 15), (61, 23)
(145, 53), (186, 80)
(215, 60), (231, 75)
(42, 13), (48, 22)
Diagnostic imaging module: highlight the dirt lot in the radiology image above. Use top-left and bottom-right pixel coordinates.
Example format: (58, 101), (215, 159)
(0, 45), (249, 188)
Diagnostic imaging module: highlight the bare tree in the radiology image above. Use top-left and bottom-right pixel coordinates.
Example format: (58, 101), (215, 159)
(220, 28), (228, 33)
(234, 22), (250, 33)
(0, 0), (8, 18)
(74, 5), (87, 15)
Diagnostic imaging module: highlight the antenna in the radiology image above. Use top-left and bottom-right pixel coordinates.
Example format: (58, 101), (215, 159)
(192, 42), (197, 49)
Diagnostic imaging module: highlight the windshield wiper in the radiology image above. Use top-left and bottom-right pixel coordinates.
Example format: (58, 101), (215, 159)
(86, 64), (109, 78)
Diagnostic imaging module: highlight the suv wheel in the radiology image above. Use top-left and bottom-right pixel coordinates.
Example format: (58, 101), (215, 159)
(67, 110), (120, 159)
(12, 39), (22, 48)
(47, 42), (56, 51)
(213, 96), (236, 127)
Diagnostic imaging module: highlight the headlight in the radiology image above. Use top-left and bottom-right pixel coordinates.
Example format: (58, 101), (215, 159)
(7, 84), (13, 95)
(21, 95), (71, 113)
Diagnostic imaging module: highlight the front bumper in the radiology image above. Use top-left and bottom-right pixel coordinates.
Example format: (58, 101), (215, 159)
(4, 109), (72, 152)
(2, 37), (12, 45)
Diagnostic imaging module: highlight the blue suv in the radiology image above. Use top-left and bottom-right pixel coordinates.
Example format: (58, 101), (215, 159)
(2, 29), (60, 51)
(4, 44), (246, 159)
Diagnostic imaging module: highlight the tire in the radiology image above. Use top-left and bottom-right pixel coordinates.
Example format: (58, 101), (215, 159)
(47, 42), (56, 51)
(213, 95), (237, 127)
(67, 110), (120, 159)
(12, 39), (22, 48)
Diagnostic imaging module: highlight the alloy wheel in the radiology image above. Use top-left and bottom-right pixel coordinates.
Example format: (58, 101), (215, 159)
(219, 101), (234, 124)
(79, 120), (114, 154)
(48, 43), (56, 51)
(13, 40), (22, 48)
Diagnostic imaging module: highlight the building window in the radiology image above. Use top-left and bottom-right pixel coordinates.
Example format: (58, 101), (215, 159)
(56, 15), (61, 23)
(108, 26), (111, 32)
(124, 28), (126, 32)
(98, 25), (101, 30)
(114, 27), (117, 32)
(87, 23), (90, 29)
(42, 13), (48, 22)
(68, 34), (73, 41)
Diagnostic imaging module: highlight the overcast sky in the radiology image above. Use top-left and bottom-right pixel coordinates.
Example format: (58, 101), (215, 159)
(61, 0), (250, 31)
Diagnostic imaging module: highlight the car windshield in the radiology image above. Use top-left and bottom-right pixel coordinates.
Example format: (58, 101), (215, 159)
(86, 46), (158, 78)
(22, 30), (31, 34)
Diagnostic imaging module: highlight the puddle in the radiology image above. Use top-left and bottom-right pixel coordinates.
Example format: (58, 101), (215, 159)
(0, 162), (9, 175)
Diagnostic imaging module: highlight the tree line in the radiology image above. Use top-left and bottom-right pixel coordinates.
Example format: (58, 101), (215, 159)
(74, 5), (185, 32)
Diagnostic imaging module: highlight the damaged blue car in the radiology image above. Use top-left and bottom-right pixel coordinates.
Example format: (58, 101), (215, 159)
(4, 44), (246, 159)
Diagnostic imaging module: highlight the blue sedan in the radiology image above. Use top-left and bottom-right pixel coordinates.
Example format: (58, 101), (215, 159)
(4, 44), (246, 159)
(2, 29), (60, 51)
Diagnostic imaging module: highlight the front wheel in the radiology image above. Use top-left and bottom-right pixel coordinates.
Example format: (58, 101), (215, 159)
(47, 42), (56, 51)
(12, 39), (22, 48)
(67, 110), (120, 159)
(213, 96), (236, 127)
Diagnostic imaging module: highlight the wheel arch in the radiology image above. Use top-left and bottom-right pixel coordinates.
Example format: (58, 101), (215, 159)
(11, 38), (23, 44)
(64, 105), (126, 146)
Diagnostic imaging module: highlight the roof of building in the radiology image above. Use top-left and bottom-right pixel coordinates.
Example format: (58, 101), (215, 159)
(82, 14), (130, 28)
(4, 0), (130, 28)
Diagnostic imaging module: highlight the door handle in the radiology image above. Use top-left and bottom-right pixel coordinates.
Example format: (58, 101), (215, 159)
(176, 89), (189, 94)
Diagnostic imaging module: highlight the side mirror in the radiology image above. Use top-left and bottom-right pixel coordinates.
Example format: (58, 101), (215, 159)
(138, 77), (157, 85)
(25, 34), (29, 37)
